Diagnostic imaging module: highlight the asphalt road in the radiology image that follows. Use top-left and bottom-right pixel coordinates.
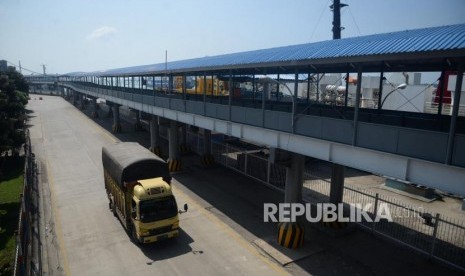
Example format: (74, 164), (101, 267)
(27, 95), (288, 276)
(27, 94), (463, 276)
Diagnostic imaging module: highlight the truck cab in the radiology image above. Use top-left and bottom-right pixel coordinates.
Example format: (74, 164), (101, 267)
(130, 178), (180, 243)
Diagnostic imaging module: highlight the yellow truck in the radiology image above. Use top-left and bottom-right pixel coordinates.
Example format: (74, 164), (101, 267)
(174, 76), (229, 96)
(102, 142), (187, 243)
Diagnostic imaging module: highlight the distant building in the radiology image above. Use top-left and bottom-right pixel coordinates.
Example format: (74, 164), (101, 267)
(0, 60), (7, 72)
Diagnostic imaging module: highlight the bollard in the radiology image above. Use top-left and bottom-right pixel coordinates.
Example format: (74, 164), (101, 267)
(277, 222), (305, 249)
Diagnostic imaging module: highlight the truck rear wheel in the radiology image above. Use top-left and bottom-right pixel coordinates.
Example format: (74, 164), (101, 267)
(109, 198), (116, 217)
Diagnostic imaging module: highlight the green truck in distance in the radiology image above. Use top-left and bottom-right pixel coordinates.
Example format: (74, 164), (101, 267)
(102, 142), (187, 243)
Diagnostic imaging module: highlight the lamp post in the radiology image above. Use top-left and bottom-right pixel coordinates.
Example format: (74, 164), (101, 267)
(380, 83), (407, 109)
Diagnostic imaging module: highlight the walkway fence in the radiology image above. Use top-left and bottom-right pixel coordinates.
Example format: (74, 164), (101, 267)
(13, 129), (41, 276)
(187, 131), (465, 272)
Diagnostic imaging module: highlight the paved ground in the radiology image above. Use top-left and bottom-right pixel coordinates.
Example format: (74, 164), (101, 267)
(27, 94), (463, 275)
(28, 95), (287, 276)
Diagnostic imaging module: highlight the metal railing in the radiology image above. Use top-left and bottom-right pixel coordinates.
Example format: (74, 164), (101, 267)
(13, 129), (41, 276)
(303, 173), (465, 272)
(186, 131), (465, 271)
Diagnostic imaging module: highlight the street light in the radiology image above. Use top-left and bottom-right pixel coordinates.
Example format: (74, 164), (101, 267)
(380, 83), (407, 109)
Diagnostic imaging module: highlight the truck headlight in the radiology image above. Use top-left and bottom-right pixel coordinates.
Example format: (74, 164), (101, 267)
(140, 229), (150, 236)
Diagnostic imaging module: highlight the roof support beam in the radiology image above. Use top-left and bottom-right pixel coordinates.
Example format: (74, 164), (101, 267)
(377, 65), (384, 111)
(352, 66), (363, 146)
(446, 62), (464, 164)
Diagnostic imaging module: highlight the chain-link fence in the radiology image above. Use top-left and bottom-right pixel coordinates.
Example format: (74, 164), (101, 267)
(304, 173), (465, 271)
(186, 130), (465, 271)
(13, 129), (41, 276)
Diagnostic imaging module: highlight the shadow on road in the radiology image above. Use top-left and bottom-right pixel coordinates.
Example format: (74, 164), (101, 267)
(139, 229), (196, 264)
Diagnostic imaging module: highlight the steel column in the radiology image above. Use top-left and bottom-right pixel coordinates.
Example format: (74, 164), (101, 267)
(352, 66), (363, 146)
(446, 64), (464, 164)
(377, 69), (384, 110)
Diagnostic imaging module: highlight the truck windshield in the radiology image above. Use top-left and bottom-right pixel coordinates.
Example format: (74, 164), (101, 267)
(139, 196), (178, 223)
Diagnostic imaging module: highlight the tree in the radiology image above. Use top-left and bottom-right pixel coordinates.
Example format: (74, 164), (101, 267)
(0, 67), (29, 156)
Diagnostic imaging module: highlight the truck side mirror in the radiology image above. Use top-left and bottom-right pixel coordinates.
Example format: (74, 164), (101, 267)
(179, 203), (188, 214)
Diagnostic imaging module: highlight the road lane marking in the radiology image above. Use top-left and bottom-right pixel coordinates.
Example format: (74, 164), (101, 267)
(45, 159), (71, 276)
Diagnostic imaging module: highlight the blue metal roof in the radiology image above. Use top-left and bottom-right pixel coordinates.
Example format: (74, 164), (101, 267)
(73, 24), (465, 77)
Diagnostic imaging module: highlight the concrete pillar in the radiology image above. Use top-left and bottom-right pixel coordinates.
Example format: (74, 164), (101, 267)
(91, 98), (99, 118)
(80, 94), (86, 110)
(181, 125), (187, 146)
(329, 164), (345, 204)
(150, 115), (161, 156)
(284, 153), (304, 203)
(278, 153), (305, 249)
(107, 105), (113, 118)
(134, 110), (143, 131)
(167, 120), (181, 172)
(203, 129), (212, 155)
(200, 129), (214, 165)
(112, 104), (121, 133)
(323, 163), (348, 229)
(179, 124), (190, 154)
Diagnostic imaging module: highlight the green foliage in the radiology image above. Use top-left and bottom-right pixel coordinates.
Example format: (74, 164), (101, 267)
(0, 156), (24, 275)
(0, 69), (28, 156)
(16, 91), (28, 106)
(4, 68), (29, 93)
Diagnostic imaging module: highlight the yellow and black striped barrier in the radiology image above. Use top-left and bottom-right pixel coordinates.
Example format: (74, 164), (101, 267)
(277, 222), (304, 249)
(150, 147), (162, 158)
(320, 221), (348, 229)
(200, 154), (215, 166)
(167, 159), (182, 172)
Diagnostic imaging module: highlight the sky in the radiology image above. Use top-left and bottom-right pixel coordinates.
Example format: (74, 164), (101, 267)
(1, 0), (464, 75)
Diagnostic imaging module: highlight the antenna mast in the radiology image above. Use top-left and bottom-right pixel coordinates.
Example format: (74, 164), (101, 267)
(331, 0), (348, 39)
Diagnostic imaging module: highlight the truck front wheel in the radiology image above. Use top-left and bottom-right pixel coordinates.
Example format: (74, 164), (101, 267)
(131, 226), (140, 244)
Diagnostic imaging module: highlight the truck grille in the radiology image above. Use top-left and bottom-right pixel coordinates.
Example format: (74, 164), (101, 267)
(149, 226), (172, 236)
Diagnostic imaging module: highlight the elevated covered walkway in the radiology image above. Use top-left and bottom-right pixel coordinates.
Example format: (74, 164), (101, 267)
(28, 24), (465, 195)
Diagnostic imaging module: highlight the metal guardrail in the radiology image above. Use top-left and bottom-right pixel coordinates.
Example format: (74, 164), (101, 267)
(304, 171), (465, 272)
(187, 131), (465, 272)
(13, 129), (41, 276)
